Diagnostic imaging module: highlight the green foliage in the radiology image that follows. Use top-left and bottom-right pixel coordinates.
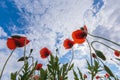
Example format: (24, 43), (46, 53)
(11, 72), (17, 80)
(16, 61), (37, 80)
(95, 50), (106, 61)
(104, 65), (114, 77)
(2, 30), (120, 80)
(47, 54), (73, 80)
(73, 69), (79, 80)
(17, 56), (29, 62)
(39, 68), (47, 80)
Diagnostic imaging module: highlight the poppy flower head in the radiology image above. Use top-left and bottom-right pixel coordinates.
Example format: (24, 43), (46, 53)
(72, 29), (87, 44)
(80, 25), (87, 32)
(63, 39), (74, 49)
(114, 50), (120, 57)
(33, 75), (39, 80)
(36, 63), (43, 70)
(40, 47), (51, 58)
(59, 76), (63, 80)
(96, 76), (100, 79)
(7, 35), (30, 50)
(7, 38), (17, 50)
(104, 73), (109, 78)
(92, 53), (97, 58)
(84, 74), (87, 79)
(83, 25), (87, 32)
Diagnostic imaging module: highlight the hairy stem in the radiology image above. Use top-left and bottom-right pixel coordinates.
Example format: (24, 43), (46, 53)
(0, 49), (15, 80)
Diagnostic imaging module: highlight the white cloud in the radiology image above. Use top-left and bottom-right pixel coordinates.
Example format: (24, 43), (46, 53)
(14, 0), (93, 57)
(0, 27), (7, 37)
(14, 0), (120, 78)
(1, 0), (120, 79)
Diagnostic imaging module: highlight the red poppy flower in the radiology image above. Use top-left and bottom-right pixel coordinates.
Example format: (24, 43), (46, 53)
(63, 39), (74, 49)
(96, 76), (100, 79)
(104, 73), (109, 78)
(92, 53), (97, 58)
(7, 35), (30, 50)
(33, 75), (39, 80)
(36, 63), (43, 70)
(83, 25), (87, 32)
(40, 47), (51, 58)
(72, 25), (87, 44)
(84, 74), (87, 78)
(114, 50), (120, 57)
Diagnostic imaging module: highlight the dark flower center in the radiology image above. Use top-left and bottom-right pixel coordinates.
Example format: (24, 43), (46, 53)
(44, 52), (49, 57)
(68, 42), (73, 47)
(76, 32), (87, 39)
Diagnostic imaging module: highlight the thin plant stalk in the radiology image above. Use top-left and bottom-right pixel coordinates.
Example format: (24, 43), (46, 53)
(86, 39), (93, 66)
(17, 49), (34, 75)
(67, 48), (74, 72)
(88, 33), (120, 47)
(0, 49), (15, 80)
(24, 39), (27, 65)
(86, 39), (94, 80)
(69, 48), (74, 66)
(91, 41), (115, 51)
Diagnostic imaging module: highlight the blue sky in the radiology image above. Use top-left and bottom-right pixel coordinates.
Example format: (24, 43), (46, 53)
(0, 0), (27, 36)
(0, 0), (120, 80)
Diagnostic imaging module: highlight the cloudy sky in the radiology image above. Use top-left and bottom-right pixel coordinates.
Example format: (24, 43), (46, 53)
(0, 0), (120, 79)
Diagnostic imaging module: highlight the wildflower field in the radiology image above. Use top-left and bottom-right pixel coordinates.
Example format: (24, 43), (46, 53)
(0, 25), (120, 80)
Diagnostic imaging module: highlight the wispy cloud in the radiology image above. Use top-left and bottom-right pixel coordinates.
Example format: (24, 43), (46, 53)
(0, 0), (120, 79)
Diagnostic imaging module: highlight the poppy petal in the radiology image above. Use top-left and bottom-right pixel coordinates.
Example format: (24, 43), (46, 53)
(73, 38), (85, 44)
(7, 38), (16, 50)
(40, 47), (51, 59)
(36, 63), (43, 70)
(72, 29), (87, 44)
(13, 36), (30, 47)
(114, 50), (120, 57)
(84, 25), (87, 32)
(63, 39), (74, 49)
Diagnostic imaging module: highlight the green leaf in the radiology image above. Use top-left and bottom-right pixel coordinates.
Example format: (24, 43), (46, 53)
(77, 67), (84, 80)
(115, 58), (120, 61)
(95, 50), (106, 60)
(11, 72), (17, 80)
(30, 49), (33, 54)
(68, 63), (74, 70)
(73, 69), (79, 80)
(40, 68), (47, 80)
(17, 56), (29, 62)
(86, 60), (92, 71)
(104, 65), (114, 77)
(94, 60), (100, 73)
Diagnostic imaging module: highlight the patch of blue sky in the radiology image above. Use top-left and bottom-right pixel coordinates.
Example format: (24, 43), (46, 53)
(92, 0), (104, 16)
(0, 0), (27, 36)
(59, 50), (72, 64)
(55, 32), (64, 47)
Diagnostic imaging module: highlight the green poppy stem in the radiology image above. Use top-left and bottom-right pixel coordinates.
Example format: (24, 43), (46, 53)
(0, 49), (15, 80)
(88, 33), (120, 46)
(70, 48), (74, 64)
(17, 49), (34, 75)
(24, 39), (27, 65)
(67, 48), (74, 72)
(86, 39), (93, 66)
(91, 41), (115, 51)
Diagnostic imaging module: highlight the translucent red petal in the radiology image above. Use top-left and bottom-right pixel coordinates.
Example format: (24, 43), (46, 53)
(7, 38), (16, 50)
(13, 37), (30, 47)
(40, 47), (51, 59)
(84, 25), (88, 32)
(114, 50), (120, 57)
(63, 39), (74, 49)
(36, 64), (43, 70)
(72, 29), (86, 44)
